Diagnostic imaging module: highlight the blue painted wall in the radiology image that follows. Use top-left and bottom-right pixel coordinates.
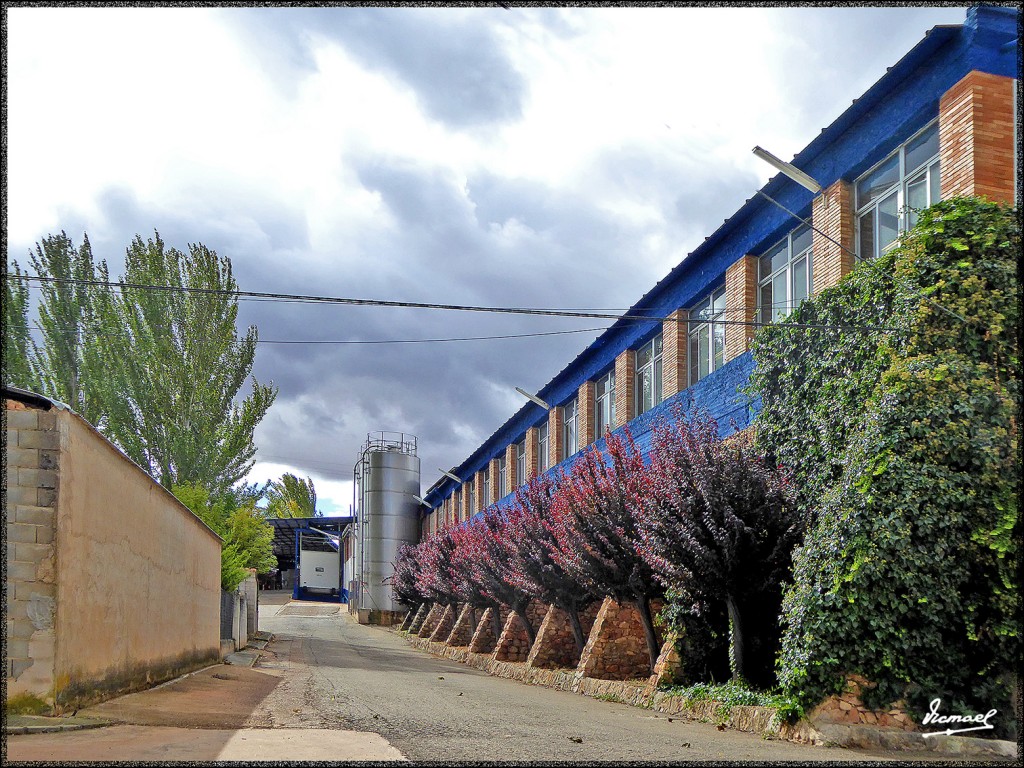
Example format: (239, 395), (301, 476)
(424, 7), (1018, 512)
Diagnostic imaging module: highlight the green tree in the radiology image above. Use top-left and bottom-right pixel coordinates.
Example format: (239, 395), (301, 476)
(174, 483), (277, 591)
(3, 258), (35, 388)
(265, 473), (318, 518)
(95, 232), (277, 494)
(27, 232), (107, 425)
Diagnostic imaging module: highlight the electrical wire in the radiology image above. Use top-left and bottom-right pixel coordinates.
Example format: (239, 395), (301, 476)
(7, 273), (902, 334)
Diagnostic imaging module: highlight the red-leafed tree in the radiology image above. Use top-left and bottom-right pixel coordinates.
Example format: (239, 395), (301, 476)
(548, 429), (664, 670)
(465, 508), (540, 645)
(506, 475), (599, 653)
(392, 543), (427, 609)
(414, 529), (462, 610)
(636, 410), (800, 686)
(446, 520), (502, 634)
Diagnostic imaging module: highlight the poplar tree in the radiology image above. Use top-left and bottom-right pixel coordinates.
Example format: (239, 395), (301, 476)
(94, 232), (277, 493)
(265, 473), (318, 518)
(2, 258), (34, 388)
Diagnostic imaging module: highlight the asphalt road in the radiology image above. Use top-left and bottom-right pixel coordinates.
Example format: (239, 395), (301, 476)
(244, 596), (916, 762)
(6, 593), (973, 762)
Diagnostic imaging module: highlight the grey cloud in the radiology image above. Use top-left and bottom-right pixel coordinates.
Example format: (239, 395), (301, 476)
(222, 6), (527, 130)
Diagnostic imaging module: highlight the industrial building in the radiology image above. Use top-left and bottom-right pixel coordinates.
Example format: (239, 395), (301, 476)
(420, 6), (1018, 531)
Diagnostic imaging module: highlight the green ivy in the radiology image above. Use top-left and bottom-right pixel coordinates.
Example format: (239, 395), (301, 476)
(659, 680), (804, 724)
(749, 198), (1019, 737)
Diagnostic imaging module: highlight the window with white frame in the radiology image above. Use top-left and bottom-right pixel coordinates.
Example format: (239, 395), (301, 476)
(759, 224), (813, 324)
(562, 397), (578, 460)
(635, 334), (663, 416)
(497, 455), (507, 499)
(538, 422), (550, 473)
(688, 288), (726, 386)
(464, 480), (473, 513)
(595, 369), (616, 437)
(856, 121), (940, 260)
(482, 466), (490, 506)
(515, 440), (526, 486)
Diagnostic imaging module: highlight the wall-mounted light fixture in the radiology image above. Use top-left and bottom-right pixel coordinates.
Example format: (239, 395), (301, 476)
(752, 146), (822, 194)
(514, 386), (551, 410)
(411, 495), (432, 507)
(438, 468), (462, 483)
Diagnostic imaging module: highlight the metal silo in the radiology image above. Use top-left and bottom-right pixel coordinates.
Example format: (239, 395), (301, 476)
(352, 432), (421, 623)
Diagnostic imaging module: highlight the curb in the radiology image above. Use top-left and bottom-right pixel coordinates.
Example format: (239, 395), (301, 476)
(5, 716), (111, 735)
(398, 631), (1018, 761)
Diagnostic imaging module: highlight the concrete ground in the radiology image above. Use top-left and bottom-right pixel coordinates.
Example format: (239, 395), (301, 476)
(5, 591), (1011, 762)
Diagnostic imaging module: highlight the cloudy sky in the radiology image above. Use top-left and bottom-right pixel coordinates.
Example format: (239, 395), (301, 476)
(7, 4), (969, 514)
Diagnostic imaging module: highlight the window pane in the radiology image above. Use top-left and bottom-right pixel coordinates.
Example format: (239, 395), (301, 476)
(878, 191), (899, 251)
(791, 225), (813, 257)
(654, 334), (663, 357)
(772, 272), (788, 320)
(859, 209), (876, 259)
(906, 172), (928, 229)
(905, 123), (939, 174)
(760, 281), (773, 325)
(792, 256), (808, 307)
(636, 341), (652, 369)
(759, 253), (773, 280)
(637, 369), (652, 415)
(689, 333), (699, 386)
(609, 388), (616, 428)
(857, 154), (899, 207)
(713, 323), (725, 371)
(698, 326), (710, 380)
(713, 288), (727, 315)
(929, 160), (941, 205)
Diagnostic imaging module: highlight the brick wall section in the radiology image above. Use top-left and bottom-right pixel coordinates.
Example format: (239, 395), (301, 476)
(488, 458), (501, 506)
(417, 603), (443, 638)
(523, 427), (539, 483)
(661, 310), (688, 398)
(462, 482), (473, 520)
(504, 444), (517, 493)
(446, 604), (478, 646)
(614, 350), (636, 428)
(577, 598), (664, 681)
(5, 401), (59, 692)
(547, 407), (563, 468)
(526, 601), (601, 670)
(811, 179), (855, 292)
(723, 256), (758, 362)
(475, 470), (486, 512)
(469, 606), (509, 655)
(939, 70), (1016, 205)
(577, 381), (596, 449)
(408, 603), (429, 634)
(493, 600), (548, 663)
(429, 604), (456, 642)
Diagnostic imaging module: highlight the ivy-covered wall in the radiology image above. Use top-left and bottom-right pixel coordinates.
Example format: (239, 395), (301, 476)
(749, 197), (1019, 736)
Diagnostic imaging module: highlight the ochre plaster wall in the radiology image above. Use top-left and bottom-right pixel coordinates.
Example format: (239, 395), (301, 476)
(50, 409), (221, 709)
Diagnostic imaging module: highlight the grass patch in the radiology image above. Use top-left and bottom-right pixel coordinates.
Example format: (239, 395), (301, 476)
(659, 680), (804, 724)
(6, 692), (51, 716)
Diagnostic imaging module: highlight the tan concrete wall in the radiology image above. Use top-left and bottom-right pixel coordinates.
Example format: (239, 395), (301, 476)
(5, 399), (222, 711)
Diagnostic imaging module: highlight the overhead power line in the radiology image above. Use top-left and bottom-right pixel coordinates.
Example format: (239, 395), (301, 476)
(8, 273), (902, 334)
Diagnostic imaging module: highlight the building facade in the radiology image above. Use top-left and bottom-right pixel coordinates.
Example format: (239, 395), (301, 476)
(421, 6), (1018, 535)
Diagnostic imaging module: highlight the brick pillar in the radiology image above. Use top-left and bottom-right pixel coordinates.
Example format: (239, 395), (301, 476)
(505, 444), (520, 493)
(5, 401), (60, 703)
(724, 255), (758, 363)
(548, 407), (564, 468)
(524, 427), (539, 481)
(475, 470), (486, 511)
(613, 350), (636, 428)
(661, 309), (688, 397)
(811, 179), (855, 292)
(577, 381), (596, 449)
(488, 458), (501, 505)
(939, 71), (1016, 205)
